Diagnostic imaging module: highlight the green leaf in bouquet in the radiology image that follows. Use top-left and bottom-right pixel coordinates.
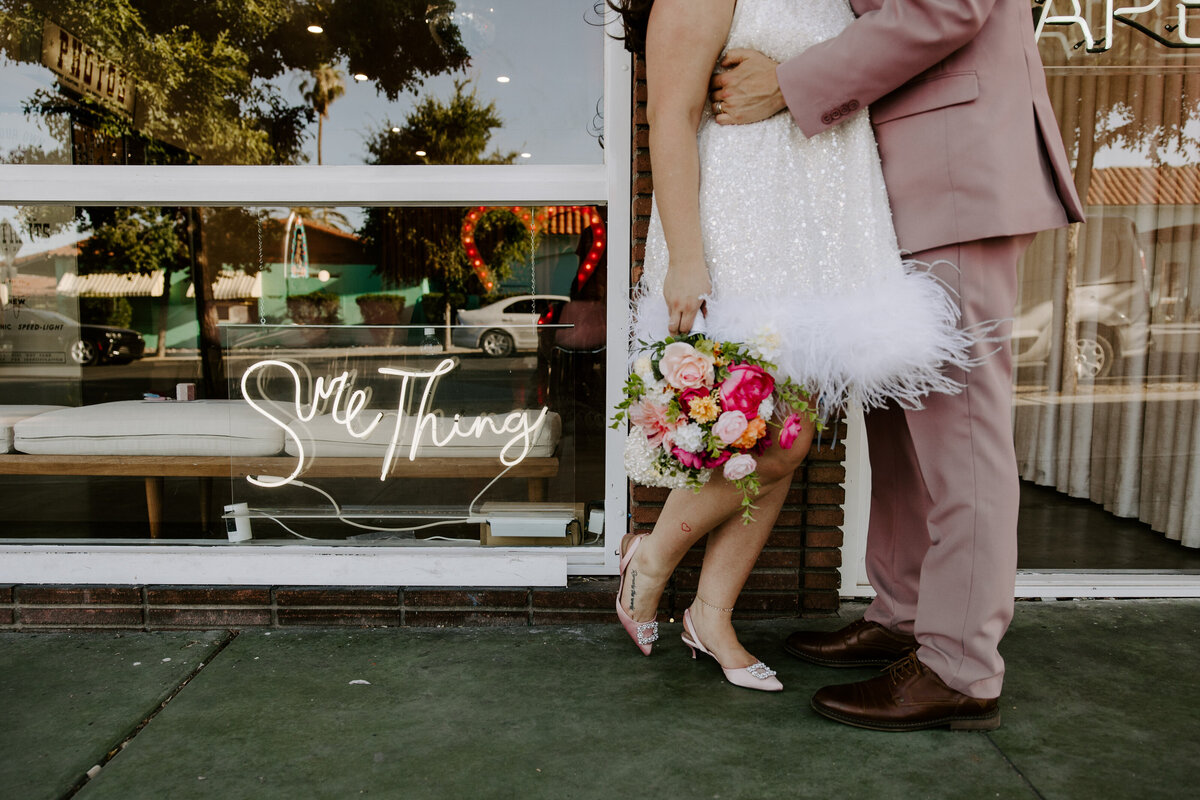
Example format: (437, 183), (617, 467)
(736, 473), (761, 524)
(692, 336), (717, 358)
(625, 372), (646, 400)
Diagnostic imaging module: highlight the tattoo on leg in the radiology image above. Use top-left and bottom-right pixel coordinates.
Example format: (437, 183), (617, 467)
(629, 570), (637, 611)
(681, 522), (692, 532)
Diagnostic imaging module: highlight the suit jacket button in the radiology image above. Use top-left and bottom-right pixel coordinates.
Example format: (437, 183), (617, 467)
(840, 103), (852, 114)
(848, 99), (860, 111)
(821, 113), (833, 124)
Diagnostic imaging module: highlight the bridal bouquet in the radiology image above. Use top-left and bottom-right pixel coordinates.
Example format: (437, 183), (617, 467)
(614, 329), (821, 522)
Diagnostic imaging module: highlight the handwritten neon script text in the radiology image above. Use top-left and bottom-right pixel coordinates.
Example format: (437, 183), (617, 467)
(240, 358), (550, 488)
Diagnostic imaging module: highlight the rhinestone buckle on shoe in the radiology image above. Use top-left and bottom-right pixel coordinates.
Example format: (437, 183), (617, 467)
(636, 621), (659, 645)
(746, 662), (776, 680)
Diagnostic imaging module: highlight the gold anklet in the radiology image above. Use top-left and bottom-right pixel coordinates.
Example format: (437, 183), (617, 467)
(696, 595), (735, 613)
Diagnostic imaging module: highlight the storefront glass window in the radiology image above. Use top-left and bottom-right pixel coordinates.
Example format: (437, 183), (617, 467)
(0, 1), (605, 166)
(1018, 2), (1200, 568)
(0, 203), (608, 545)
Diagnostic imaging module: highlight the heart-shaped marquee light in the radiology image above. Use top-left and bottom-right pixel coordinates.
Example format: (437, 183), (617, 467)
(460, 206), (606, 292)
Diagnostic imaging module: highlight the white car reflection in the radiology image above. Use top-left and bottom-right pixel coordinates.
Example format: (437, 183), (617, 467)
(452, 295), (568, 357)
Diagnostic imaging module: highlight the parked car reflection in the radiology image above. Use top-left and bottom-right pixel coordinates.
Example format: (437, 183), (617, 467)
(0, 308), (145, 366)
(453, 294), (569, 357)
(1013, 215), (1150, 381)
(1145, 222), (1200, 361)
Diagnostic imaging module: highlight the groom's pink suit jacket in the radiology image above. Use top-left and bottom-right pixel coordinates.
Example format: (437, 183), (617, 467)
(777, 0), (1084, 254)
(775, 0), (1085, 697)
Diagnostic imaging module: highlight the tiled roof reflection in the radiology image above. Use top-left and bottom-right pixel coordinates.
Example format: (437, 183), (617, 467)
(57, 270), (165, 297)
(9, 274), (58, 296)
(185, 270), (263, 300)
(1087, 166), (1200, 206)
(544, 206), (596, 235)
(14, 243), (83, 265)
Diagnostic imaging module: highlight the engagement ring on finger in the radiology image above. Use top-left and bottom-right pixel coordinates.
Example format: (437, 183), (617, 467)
(715, 101), (724, 115)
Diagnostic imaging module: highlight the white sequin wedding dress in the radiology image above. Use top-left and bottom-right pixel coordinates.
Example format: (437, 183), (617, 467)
(632, 0), (975, 413)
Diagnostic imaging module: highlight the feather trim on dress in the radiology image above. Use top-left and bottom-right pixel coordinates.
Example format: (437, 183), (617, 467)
(631, 258), (980, 413)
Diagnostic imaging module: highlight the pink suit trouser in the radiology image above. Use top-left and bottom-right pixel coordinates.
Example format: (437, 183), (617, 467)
(863, 233), (1035, 699)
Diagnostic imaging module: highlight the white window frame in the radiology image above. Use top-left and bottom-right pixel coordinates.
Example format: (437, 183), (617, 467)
(0, 16), (632, 588)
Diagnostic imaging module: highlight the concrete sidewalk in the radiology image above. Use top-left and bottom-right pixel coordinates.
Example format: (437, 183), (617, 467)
(2, 599), (1197, 799)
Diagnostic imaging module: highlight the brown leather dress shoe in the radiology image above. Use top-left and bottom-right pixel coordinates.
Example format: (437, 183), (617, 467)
(783, 617), (917, 667)
(811, 652), (1000, 731)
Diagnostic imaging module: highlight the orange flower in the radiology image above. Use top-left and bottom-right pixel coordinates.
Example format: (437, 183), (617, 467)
(687, 394), (720, 423)
(731, 416), (767, 449)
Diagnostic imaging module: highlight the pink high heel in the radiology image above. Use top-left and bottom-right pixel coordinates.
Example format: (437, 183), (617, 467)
(681, 608), (782, 692)
(616, 533), (658, 655)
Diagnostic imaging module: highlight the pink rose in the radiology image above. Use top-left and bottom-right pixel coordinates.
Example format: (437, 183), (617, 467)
(678, 387), (708, 415)
(676, 443), (700, 470)
(659, 342), (714, 390)
(719, 364), (774, 418)
(629, 398), (681, 446)
(778, 413), (805, 450)
(671, 447), (730, 471)
(722, 453), (757, 481)
(712, 410), (749, 445)
(702, 450), (731, 469)
(671, 447), (706, 470)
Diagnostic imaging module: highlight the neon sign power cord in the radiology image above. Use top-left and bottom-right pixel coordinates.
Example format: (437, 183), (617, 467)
(237, 464), (516, 541)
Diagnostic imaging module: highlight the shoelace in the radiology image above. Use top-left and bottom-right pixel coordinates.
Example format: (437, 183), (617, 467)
(885, 651), (923, 685)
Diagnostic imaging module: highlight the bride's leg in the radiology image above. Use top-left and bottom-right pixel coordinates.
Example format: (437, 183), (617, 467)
(686, 424), (817, 665)
(686, 477), (790, 666)
(621, 479), (746, 624)
(622, 420), (817, 628)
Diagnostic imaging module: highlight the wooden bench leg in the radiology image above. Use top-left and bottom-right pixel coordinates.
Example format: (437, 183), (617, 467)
(527, 478), (547, 502)
(199, 477), (212, 533)
(145, 476), (164, 539)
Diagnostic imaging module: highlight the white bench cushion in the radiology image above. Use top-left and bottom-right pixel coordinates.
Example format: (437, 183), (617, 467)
(13, 400), (285, 457)
(284, 410), (561, 460)
(0, 406), (68, 453)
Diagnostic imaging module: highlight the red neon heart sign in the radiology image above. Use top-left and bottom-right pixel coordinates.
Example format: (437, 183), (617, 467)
(461, 206), (605, 292)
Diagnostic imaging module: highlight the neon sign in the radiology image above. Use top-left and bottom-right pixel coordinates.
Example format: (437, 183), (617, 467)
(1035, 0), (1200, 52)
(283, 213), (310, 279)
(240, 358), (551, 488)
(460, 206), (606, 291)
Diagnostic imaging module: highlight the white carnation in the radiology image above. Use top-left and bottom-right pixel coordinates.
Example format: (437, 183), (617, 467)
(646, 379), (672, 406)
(633, 355), (654, 380)
(747, 324), (783, 362)
(624, 431), (698, 489)
(671, 423), (705, 453)
(757, 395), (776, 421)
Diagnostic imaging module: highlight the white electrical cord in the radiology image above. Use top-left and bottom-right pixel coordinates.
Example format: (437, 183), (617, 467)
(240, 462), (518, 539)
(245, 512), (323, 541)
